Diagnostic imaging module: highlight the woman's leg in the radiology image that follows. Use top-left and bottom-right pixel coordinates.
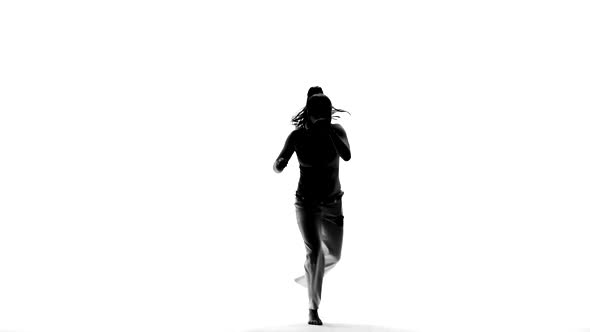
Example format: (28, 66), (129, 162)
(295, 199), (325, 310)
(294, 195), (345, 284)
(320, 196), (344, 275)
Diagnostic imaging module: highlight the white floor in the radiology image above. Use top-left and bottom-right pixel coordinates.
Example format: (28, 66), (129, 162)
(244, 323), (405, 332)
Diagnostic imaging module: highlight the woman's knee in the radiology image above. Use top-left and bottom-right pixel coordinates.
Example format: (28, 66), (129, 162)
(306, 247), (323, 262)
(330, 250), (341, 263)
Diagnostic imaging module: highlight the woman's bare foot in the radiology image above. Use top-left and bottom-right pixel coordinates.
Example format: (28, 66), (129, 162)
(308, 309), (323, 325)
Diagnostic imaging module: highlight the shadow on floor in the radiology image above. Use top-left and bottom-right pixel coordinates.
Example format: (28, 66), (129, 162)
(244, 323), (408, 332)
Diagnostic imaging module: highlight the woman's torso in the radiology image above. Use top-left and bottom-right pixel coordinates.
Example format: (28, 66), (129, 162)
(293, 126), (342, 201)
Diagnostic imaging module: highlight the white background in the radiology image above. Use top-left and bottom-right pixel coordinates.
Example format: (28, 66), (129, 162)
(1, 1), (589, 332)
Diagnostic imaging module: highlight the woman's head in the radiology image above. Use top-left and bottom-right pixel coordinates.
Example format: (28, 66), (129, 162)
(291, 86), (351, 129)
(306, 93), (332, 125)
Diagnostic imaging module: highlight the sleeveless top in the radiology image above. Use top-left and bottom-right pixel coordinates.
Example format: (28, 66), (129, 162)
(293, 127), (343, 203)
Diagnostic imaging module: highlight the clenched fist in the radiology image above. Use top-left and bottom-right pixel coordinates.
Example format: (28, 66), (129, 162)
(274, 157), (288, 173)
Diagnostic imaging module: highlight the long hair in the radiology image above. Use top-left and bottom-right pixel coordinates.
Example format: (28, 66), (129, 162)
(291, 87), (351, 129)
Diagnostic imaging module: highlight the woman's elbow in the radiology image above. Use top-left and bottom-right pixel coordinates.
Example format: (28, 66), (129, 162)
(342, 152), (351, 162)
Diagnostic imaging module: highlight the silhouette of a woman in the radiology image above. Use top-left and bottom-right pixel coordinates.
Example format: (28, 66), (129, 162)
(273, 87), (351, 325)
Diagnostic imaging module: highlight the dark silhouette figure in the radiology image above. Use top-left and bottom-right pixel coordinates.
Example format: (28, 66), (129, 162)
(273, 87), (351, 325)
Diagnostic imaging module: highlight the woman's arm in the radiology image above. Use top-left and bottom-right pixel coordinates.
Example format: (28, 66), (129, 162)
(328, 124), (351, 161)
(273, 130), (297, 173)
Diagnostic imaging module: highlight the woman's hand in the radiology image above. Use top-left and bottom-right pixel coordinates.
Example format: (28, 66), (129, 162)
(311, 119), (332, 135)
(274, 157), (288, 173)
